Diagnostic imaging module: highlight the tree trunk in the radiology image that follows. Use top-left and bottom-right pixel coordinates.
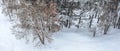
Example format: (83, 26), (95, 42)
(89, 15), (94, 28)
(104, 24), (110, 35)
(117, 17), (120, 29)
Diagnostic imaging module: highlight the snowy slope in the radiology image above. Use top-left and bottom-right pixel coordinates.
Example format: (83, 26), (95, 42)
(0, 8), (120, 51)
(0, 8), (13, 51)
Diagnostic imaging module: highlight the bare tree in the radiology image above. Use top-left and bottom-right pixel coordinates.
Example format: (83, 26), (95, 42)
(1, 0), (60, 45)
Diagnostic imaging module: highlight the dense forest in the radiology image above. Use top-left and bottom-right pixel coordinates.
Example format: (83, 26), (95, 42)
(1, 0), (120, 46)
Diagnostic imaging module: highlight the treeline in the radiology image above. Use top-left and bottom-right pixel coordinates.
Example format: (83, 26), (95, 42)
(1, 0), (120, 46)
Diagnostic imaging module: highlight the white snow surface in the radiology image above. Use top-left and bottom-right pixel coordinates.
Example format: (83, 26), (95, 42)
(0, 8), (120, 51)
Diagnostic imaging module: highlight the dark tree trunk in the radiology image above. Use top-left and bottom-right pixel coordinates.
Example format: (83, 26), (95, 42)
(117, 17), (120, 29)
(89, 15), (94, 28)
(104, 24), (110, 35)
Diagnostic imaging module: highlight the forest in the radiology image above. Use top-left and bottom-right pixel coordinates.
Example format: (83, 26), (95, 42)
(1, 0), (120, 46)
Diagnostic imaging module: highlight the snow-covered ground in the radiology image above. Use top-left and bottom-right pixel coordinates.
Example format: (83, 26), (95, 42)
(0, 8), (120, 51)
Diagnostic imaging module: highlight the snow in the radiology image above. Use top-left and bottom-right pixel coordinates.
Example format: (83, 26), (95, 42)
(0, 8), (120, 51)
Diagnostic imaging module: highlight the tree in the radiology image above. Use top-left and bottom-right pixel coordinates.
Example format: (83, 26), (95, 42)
(1, 0), (60, 45)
